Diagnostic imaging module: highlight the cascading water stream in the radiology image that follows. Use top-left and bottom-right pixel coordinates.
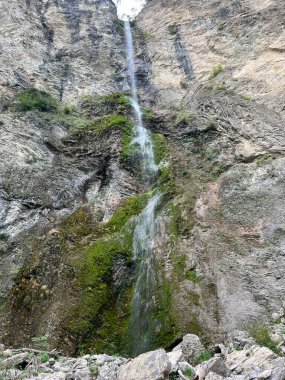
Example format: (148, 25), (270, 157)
(124, 20), (158, 179)
(124, 20), (161, 355)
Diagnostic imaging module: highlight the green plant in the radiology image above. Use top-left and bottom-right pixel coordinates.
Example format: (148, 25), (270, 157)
(31, 335), (49, 350)
(115, 18), (125, 33)
(248, 325), (281, 355)
(194, 350), (213, 364)
(184, 367), (193, 378)
(209, 64), (224, 79)
(142, 108), (157, 122)
(0, 120), (3, 126)
(15, 89), (58, 112)
(214, 84), (226, 91)
(188, 269), (203, 284)
(256, 154), (270, 167)
(39, 353), (49, 363)
(80, 93), (131, 117)
(168, 25), (178, 35)
(90, 366), (99, 376)
(140, 29), (152, 39)
(175, 112), (193, 126)
(243, 95), (251, 101)
(63, 104), (77, 115)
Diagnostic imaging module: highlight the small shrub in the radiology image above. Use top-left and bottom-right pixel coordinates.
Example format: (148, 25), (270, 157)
(175, 112), (193, 127)
(142, 108), (157, 122)
(188, 269), (203, 284)
(63, 104), (77, 115)
(115, 18), (125, 33)
(243, 95), (251, 101)
(31, 334), (49, 351)
(0, 120), (3, 126)
(214, 84), (226, 91)
(140, 29), (152, 39)
(184, 367), (193, 378)
(39, 353), (49, 363)
(249, 326), (281, 355)
(209, 64), (224, 79)
(15, 89), (58, 112)
(90, 366), (99, 376)
(168, 25), (178, 35)
(194, 350), (213, 364)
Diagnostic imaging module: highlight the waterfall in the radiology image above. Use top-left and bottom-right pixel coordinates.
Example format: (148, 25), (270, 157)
(124, 20), (157, 179)
(124, 20), (160, 355)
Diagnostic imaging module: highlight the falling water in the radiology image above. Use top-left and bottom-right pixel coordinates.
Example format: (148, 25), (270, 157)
(124, 20), (157, 178)
(124, 20), (160, 355)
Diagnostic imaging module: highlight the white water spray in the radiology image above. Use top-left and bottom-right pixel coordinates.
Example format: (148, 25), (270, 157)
(124, 20), (161, 355)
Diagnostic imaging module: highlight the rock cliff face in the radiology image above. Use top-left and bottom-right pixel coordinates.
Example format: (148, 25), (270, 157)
(0, 0), (285, 362)
(0, 0), (126, 102)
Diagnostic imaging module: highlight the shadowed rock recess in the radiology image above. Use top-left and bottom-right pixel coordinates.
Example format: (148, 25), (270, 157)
(0, 0), (285, 378)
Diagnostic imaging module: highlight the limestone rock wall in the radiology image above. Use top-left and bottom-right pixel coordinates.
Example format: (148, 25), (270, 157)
(0, 0), (127, 102)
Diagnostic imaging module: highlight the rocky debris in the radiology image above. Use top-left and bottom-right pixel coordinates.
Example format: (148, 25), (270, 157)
(0, 334), (283, 379)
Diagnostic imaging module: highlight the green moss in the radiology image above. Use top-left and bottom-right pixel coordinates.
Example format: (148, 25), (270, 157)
(121, 133), (141, 169)
(68, 229), (134, 355)
(151, 273), (180, 349)
(152, 133), (166, 163)
(104, 193), (151, 233)
(158, 164), (176, 198)
(88, 115), (132, 135)
(142, 108), (157, 122)
(15, 89), (58, 112)
(80, 93), (131, 118)
(65, 192), (152, 355)
(61, 208), (93, 240)
(209, 64), (224, 80)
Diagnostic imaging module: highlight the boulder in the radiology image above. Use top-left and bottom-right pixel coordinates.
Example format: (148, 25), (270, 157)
(173, 334), (204, 364)
(0, 353), (28, 369)
(117, 349), (171, 380)
(195, 357), (230, 379)
(167, 349), (184, 372)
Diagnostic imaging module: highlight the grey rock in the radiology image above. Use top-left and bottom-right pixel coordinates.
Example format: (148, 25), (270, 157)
(195, 357), (230, 379)
(173, 334), (204, 364)
(117, 349), (171, 380)
(270, 367), (285, 380)
(167, 349), (185, 372)
(97, 361), (122, 380)
(2, 349), (13, 358)
(0, 353), (28, 369)
(48, 358), (56, 366)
